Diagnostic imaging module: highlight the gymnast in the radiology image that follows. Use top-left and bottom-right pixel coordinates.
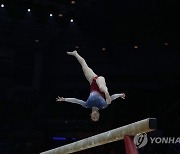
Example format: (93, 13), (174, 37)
(56, 50), (125, 121)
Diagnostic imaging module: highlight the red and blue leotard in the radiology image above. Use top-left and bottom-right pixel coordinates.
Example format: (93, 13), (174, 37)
(84, 76), (108, 109)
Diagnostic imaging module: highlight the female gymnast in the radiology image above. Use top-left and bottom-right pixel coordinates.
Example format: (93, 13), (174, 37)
(56, 50), (125, 122)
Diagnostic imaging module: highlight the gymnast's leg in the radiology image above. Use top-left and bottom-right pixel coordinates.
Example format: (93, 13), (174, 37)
(67, 50), (97, 84)
(96, 76), (111, 104)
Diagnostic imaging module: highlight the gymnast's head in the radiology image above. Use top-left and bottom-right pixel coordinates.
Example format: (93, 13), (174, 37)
(91, 107), (100, 122)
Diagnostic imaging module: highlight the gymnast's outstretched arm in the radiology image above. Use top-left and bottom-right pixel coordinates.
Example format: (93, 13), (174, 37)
(111, 93), (125, 101)
(56, 96), (86, 107)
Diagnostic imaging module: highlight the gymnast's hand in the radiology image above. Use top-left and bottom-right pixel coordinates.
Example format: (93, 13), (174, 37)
(56, 96), (65, 102)
(120, 93), (125, 99)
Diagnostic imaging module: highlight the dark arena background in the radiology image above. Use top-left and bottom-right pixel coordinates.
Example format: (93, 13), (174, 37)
(0, 0), (180, 153)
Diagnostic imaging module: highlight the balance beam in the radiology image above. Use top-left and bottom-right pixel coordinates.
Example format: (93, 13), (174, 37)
(41, 118), (156, 154)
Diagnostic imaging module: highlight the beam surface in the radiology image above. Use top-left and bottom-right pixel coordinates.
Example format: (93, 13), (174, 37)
(41, 118), (156, 154)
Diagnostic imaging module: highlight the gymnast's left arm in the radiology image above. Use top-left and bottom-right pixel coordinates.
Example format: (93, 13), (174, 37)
(56, 96), (86, 107)
(110, 93), (125, 101)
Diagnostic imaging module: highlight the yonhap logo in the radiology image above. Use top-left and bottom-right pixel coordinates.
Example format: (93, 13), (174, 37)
(133, 132), (148, 148)
(133, 132), (180, 148)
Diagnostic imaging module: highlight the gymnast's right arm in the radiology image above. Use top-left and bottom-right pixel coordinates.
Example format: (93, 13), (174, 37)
(56, 96), (85, 107)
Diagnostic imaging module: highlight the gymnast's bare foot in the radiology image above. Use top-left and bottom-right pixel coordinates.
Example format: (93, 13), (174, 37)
(67, 50), (77, 56)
